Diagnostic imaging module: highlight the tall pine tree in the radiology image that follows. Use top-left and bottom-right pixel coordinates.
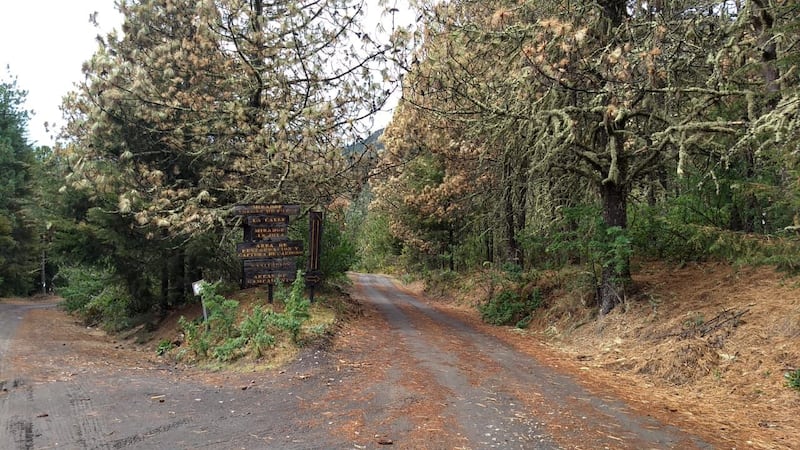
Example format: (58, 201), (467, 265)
(0, 75), (39, 295)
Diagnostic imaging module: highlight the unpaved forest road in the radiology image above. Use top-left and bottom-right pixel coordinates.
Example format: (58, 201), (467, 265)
(1, 274), (716, 449)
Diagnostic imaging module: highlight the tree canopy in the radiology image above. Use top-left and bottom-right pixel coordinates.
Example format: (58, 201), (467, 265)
(374, 0), (800, 313)
(0, 74), (40, 295)
(62, 0), (405, 237)
(37, 0), (408, 324)
(4, 0), (799, 323)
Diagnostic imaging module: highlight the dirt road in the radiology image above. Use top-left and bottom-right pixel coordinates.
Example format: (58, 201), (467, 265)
(0, 275), (716, 449)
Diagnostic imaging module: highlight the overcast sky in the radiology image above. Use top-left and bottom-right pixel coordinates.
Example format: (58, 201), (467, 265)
(1, 1), (121, 147)
(1, 1), (410, 148)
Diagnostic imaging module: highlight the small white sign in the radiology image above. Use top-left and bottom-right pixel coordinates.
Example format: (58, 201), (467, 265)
(192, 280), (205, 296)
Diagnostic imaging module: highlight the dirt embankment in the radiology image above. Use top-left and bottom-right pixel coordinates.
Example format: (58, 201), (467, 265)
(426, 261), (800, 449)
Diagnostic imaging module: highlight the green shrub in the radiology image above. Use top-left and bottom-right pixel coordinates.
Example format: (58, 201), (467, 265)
(83, 284), (132, 331)
(179, 281), (240, 359)
(239, 305), (268, 337)
(262, 273), (311, 344)
(786, 369), (800, 391)
(213, 336), (247, 362)
(290, 215), (359, 280)
(320, 217), (359, 280)
(546, 205), (631, 282)
(480, 288), (542, 327)
(179, 315), (210, 357)
(200, 281), (239, 340)
(284, 272), (310, 322)
(56, 264), (114, 313)
(249, 330), (276, 358)
(500, 263), (524, 282)
(156, 339), (174, 356)
(239, 305), (276, 358)
(178, 276), (312, 361)
(56, 264), (131, 330)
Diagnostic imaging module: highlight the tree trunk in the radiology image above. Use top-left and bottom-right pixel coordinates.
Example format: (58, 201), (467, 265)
(599, 181), (629, 315)
(752, 0), (779, 102)
(485, 229), (494, 264)
(516, 158), (528, 268)
(160, 259), (169, 316)
(598, 0), (627, 27)
(448, 227), (455, 271)
(503, 163), (522, 266)
(168, 248), (186, 307)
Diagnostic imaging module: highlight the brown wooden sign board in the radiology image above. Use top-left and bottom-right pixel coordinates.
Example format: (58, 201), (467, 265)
(237, 240), (304, 259)
(304, 271), (322, 285)
(243, 258), (296, 271)
(243, 268), (296, 279)
(245, 215), (290, 226)
(233, 204), (300, 216)
(243, 271), (296, 287)
(244, 225), (289, 241)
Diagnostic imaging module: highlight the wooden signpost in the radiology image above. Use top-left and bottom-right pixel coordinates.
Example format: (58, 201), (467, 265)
(234, 203), (324, 303)
(305, 211), (323, 302)
(234, 204), (301, 302)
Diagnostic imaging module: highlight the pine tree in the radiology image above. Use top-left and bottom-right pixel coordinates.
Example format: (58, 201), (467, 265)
(0, 75), (39, 295)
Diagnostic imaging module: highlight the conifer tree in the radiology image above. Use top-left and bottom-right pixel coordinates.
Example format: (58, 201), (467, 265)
(382, 0), (793, 313)
(0, 75), (39, 295)
(62, 0), (405, 237)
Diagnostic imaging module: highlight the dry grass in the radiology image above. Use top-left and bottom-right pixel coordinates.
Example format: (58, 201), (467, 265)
(406, 260), (800, 447)
(528, 261), (800, 449)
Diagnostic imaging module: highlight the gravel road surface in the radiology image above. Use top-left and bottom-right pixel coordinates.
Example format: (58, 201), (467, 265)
(0, 275), (716, 449)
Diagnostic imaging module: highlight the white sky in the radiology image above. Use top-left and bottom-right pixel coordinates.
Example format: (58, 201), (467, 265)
(1, 1), (411, 148)
(0, 1), (121, 147)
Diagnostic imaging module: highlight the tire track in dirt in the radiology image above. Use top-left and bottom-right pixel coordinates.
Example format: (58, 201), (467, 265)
(352, 273), (714, 449)
(0, 301), (60, 450)
(381, 280), (670, 447)
(107, 418), (191, 449)
(3, 300), (382, 449)
(67, 379), (113, 450)
(2, 379), (35, 450)
(7, 416), (34, 450)
(351, 274), (556, 448)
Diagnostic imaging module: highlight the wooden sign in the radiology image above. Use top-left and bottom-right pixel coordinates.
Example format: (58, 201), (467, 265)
(237, 240), (304, 259)
(245, 225), (289, 241)
(245, 215), (289, 226)
(304, 272), (322, 284)
(233, 203), (318, 301)
(233, 204), (300, 216)
(243, 258), (296, 271)
(243, 271), (296, 287)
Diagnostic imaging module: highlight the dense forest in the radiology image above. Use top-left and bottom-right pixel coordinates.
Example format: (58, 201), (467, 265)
(1, 0), (799, 331)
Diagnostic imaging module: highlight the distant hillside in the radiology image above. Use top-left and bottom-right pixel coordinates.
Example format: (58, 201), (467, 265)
(344, 128), (384, 156)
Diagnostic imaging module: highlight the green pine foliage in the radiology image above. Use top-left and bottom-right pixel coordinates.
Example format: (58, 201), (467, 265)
(0, 75), (41, 295)
(56, 264), (132, 331)
(347, 188), (401, 272)
(179, 274), (312, 362)
(362, 0), (800, 314)
(786, 369), (800, 392)
(479, 288), (543, 328)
